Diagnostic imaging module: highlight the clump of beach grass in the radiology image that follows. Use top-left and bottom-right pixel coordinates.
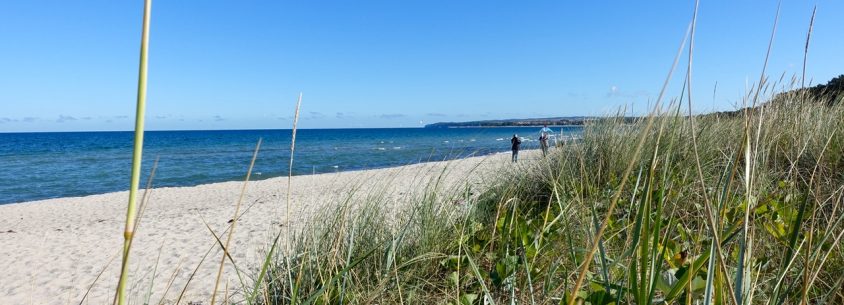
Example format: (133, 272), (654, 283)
(235, 15), (844, 303)
(244, 7), (844, 299)
(244, 88), (843, 305)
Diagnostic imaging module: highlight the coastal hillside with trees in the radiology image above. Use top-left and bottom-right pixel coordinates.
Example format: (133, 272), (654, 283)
(428, 74), (844, 127)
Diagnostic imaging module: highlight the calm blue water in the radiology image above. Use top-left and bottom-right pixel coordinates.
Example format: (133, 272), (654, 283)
(0, 127), (581, 204)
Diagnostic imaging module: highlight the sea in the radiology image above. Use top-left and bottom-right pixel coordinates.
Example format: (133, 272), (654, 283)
(0, 127), (582, 204)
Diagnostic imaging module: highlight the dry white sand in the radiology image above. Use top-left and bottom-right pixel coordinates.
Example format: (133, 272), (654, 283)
(0, 150), (541, 305)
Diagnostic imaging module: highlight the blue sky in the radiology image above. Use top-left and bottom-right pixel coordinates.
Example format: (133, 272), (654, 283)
(1, 1), (842, 131)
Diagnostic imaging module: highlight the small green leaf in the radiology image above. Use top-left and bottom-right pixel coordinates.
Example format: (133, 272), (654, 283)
(460, 293), (478, 305)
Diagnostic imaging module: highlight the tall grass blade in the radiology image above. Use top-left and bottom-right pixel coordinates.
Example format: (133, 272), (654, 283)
(738, 4), (781, 304)
(116, 0), (152, 304)
(143, 242), (164, 305)
(156, 258), (185, 305)
(463, 244), (496, 305)
(799, 6), (816, 108)
(200, 215), (249, 303)
(78, 249), (121, 305)
(211, 138), (263, 305)
(565, 15), (692, 305)
(285, 93), (303, 303)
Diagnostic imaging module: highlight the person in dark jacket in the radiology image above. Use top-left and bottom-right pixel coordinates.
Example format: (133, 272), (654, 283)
(510, 134), (521, 162)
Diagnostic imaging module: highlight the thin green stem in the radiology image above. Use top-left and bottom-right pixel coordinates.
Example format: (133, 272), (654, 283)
(115, 0), (152, 304)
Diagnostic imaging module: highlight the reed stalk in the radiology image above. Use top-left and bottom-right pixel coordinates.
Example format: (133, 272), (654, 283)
(115, 0), (152, 304)
(245, 94), (303, 303)
(285, 92), (303, 302)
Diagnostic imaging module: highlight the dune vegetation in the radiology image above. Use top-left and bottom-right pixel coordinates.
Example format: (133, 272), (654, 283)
(103, 0), (844, 304)
(244, 89), (843, 305)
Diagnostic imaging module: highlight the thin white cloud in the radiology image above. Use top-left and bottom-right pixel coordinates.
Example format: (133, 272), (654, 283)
(606, 85), (620, 97)
(607, 85), (649, 99)
(56, 115), (77, 123)
(379, 113), (405, 119)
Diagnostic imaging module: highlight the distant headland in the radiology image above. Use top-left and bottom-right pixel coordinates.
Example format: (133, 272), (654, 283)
(428, 74), (843, 128)
(424, 117), (639, 128)
(424, 117), (594, 128)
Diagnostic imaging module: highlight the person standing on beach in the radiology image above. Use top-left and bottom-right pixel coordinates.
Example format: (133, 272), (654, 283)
(511, 134), (521, 162)
(539, 124), (552, 157)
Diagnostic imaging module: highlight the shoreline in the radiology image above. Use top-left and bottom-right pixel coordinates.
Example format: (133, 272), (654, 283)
(1, 149), (519, 206)
(0, 149), (542, 304)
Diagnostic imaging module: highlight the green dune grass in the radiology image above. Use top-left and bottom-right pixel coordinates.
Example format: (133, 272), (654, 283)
(249, 93), (843, 305)
(103, 0), (844, 303)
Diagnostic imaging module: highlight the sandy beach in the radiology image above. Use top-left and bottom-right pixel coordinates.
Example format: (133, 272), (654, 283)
(0, 150), (540, 305)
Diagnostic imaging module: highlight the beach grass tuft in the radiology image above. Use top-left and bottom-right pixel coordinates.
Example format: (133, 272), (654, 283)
(245, 85), (844, 304)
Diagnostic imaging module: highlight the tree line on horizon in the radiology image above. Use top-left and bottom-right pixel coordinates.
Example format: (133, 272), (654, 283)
(706, 73), (843, 118)
(426, 74), (843, 128)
